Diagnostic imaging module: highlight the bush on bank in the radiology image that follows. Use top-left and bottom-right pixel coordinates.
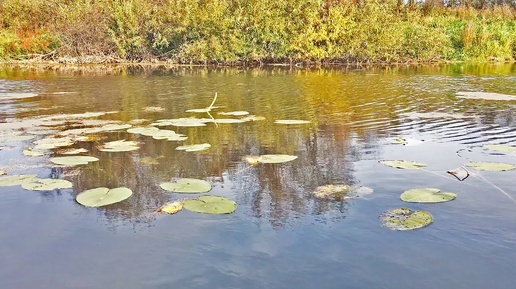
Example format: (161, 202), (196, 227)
(0, 0), (515, 64)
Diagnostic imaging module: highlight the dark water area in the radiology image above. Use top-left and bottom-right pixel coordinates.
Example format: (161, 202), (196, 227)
(1, 64), (515, 289)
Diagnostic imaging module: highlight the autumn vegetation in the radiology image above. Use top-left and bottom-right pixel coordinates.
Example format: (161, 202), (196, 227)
(1, 0), (515, 64)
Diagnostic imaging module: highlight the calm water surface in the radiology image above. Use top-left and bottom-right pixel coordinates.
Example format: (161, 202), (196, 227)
(1, 64), (515, 289)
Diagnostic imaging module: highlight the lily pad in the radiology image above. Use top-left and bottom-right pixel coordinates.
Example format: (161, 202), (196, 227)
(144, 106), (165, 112)
(379, 208), (433, 231)
(0, 174), (38, 187)
(183, 195), (236, 214)
(400, 188), (456, 203)
(0, 135), (35, 142)
(148, 129), (187, 141)
(379, 160), (427, 170)
(160, 178), (212, 193)
(219, 111), (249, 116)
(127, 126), (159, 135)
(157, 201), (183, 214)
(22, 149), (45, 156)
(211, 119), (245, 124)
(256, 154), (298, 164)
(56, 148), (88, 155)
(98, 140), (140, 152)
(49, 156), (99, 166)
(175, 143), (211, 152)
(241, 115), (266, 122)
(153, 118), (209, 127)
(312, 184), (350, 199)
(274, 120), (311, 125)
(484, 144), (516, 153)
(466, 162), (515, 171)
(186, 108), (212, 113)
(456, 91), (516, 101)
(76, 187), (133, 207)
(21, 178), (73, 191)
(33, 137), (74, 150)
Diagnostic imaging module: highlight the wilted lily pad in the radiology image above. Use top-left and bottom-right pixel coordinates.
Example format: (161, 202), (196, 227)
(98, 140), (140, 152)
(21, 178), (73, 191)
(379, 208), (433, 231)
(76, 187), (133, 207)
(183, 195), (236, 214)
(160, 178), (212, 193)
(49, 156), (99, 166)
(312, 185), (350, 199)
(157, 201), (183, 214)
(379, 160), (427, 170)
(400, 188), (456, 203)
(0, 174), (38, 187)
(57, 148), (88, 155)
(274, 120), (311, 125)
(466, 162), (515, 171)
(484, 144), (516, 153)
(176, 143), (211, 152)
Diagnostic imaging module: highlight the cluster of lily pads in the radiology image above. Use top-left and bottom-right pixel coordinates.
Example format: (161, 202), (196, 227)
(377, 143), (516, 231)
(0, 93), (314, 217)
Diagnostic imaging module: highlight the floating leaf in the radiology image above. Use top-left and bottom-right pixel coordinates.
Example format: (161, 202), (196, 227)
(0, 174), (38, 187)
(400, 188), (456, 203)
(256, 154), (298, 164)
(148, 129), (187, 141)
(312, 184), (350, 199)
(219, 111), (249, 116)
(127, 126), (159, 135)
(143, 106), (165, 112)
(160, 178), (212, 193)
(98, 140), (140, 152)
(379, 208), (433, 231)
(456, 91), (516, 101)
(26, 129), (60, 135)
(274, 120), (311, 125)
(241, 115), (266, 122)
(466, 162), (515, 171)
(49, 156), (99, 166)
(33, 137), (74, 150)
(22, 178), (73, 191)
(153, 118), (209, 127)
(211, 119), (245, 124)
(175, 143), (211, 152)
(56, 148), (88, 155)
(0, 92), (38, 99)
(183, 195), (236, 214)
(243, 155), (261, 165)
(76, 187), (133, 207)
(22, 149), (45, 156)
(157, 201), (183, 214)
(0, 135), (35, 142)
(186, 108), (212, 113)
(484, 144), (516, 153)
(379, 160), (427, 170)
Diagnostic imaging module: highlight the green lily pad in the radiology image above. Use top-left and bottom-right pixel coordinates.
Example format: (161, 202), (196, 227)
(175, 143), (211, 152)
(49, 156), (99, 166)
(219, 111), (249, 116)
(466, 162), (515, 171)
(400, 188), (456, 203)
(148, 129), (187, 141)
(274, 120), (311, 125)
(23, 149), (45, 156)
(0, 135), (36, 142)
(21, 178), (73, 191)
(484, 144), (516, 153)
(98, 140), (140, 152)
(0, 174), (38, 187)
(160, 178), (212, 193)
(257, 154), (298, 164)
(183, 195), (236, 214)
(76, 187), (133, 207)
(312, 184), (350, 199)
(379, 208), (433, 231)
(379, 160), (427, 169)
(157, 201), (183, 214)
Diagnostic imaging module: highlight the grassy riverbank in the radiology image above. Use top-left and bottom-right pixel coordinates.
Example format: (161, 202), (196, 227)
(1, 0), (515, 64)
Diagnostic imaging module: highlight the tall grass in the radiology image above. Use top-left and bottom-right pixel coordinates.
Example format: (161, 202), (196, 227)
(0, 0), (515, 63)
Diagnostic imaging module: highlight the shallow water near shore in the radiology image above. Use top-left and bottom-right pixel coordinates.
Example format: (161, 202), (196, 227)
(1, 64), (516, 289)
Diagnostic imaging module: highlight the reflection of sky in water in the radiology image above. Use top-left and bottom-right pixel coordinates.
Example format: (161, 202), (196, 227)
(0, 64), (516, 289)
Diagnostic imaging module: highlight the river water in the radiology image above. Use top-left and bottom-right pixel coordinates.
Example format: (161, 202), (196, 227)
(1, 64), (515, 289)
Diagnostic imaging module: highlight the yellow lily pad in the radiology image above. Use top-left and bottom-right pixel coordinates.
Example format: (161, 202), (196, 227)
(157, 201), (183, 214)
